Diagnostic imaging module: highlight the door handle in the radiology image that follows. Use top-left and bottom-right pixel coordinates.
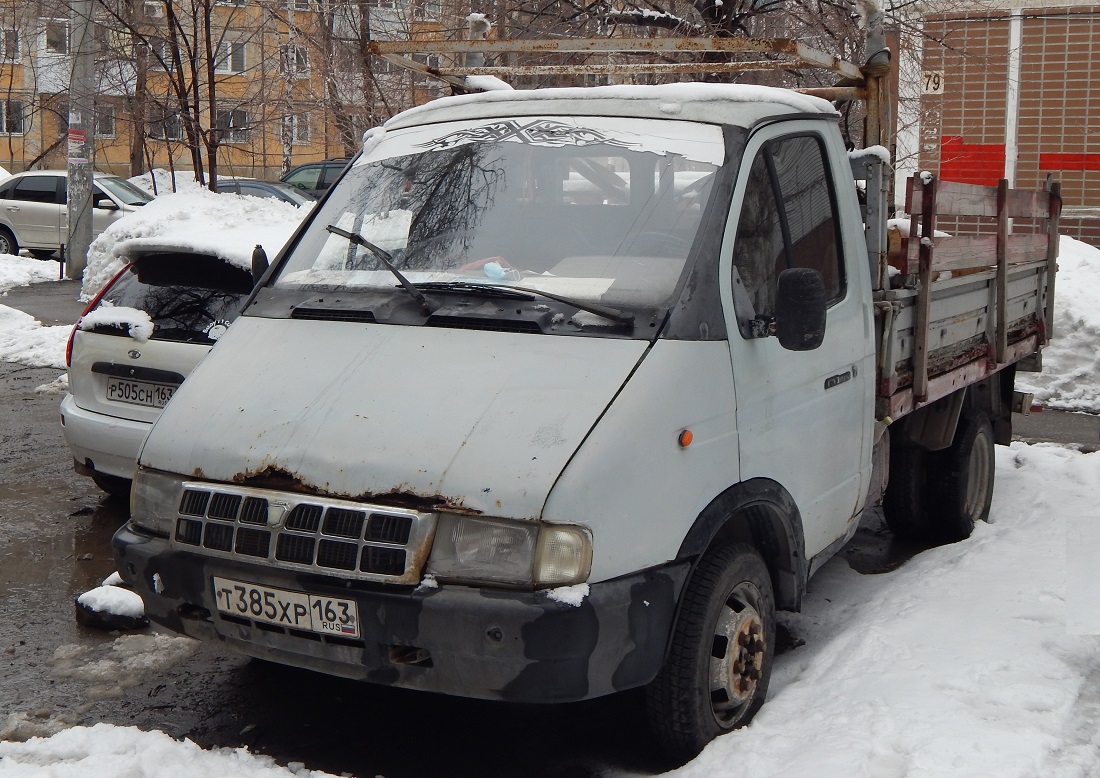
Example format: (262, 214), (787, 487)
(824, 364), (858, 391)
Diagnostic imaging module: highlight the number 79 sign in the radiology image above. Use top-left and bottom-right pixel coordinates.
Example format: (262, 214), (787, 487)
(922, 71), (945, 95)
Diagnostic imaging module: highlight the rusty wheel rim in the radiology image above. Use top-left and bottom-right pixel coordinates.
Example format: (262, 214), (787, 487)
(708, 581), (766, 728)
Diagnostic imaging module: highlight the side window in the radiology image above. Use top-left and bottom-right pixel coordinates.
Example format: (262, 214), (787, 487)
(13, 176), (63, 204)
(239, 184), (273, 198)
(285, 167), (321, 191)
(320, 163), (346, 188)
(731, 134), (844, 338)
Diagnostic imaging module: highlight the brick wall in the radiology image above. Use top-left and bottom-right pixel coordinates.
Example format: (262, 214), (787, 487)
(921, 6), (1100, 248)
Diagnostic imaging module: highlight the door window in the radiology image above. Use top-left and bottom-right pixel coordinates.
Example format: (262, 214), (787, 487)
(730, 134), (844, 338)
(12, 176), (62, 204)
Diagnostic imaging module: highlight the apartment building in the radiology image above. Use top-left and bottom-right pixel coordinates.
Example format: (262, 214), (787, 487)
(0, 0), (445, 179)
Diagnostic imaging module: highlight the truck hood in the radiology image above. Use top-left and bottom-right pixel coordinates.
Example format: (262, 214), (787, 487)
(139, 316), (649, 518)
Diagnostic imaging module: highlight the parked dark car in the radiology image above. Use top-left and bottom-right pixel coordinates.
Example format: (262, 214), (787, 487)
(279, 158), (351, 198)
(215, 178), (316, 207)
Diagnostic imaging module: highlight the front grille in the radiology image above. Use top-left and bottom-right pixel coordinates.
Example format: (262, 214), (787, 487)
(170, 483), (434, 585)
(323, 508), (365, 539)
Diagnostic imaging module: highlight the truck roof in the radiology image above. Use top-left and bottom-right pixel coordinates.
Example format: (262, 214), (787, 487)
(384, 82), (840, 131)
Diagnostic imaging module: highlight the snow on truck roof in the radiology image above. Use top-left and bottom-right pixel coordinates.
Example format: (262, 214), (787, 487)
(383, 82), (839, 132)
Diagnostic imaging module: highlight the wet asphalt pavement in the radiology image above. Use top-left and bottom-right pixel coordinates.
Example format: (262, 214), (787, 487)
(1, 278), (1097, 776)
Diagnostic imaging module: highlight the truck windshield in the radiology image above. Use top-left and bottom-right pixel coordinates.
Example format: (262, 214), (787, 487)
(274, 116), (723, 313)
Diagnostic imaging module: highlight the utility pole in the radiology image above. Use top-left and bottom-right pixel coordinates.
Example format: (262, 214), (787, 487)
(67, 0), (96, 280)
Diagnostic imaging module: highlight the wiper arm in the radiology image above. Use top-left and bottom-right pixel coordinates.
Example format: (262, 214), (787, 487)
(419, 281), (634, 327)
(326, 224), (434, 315)
(415, 281), (535, 301)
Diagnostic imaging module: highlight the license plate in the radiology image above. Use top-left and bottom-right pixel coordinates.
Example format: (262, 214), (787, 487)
(212, 577), (360, 639)
(105, 376), (176, 408)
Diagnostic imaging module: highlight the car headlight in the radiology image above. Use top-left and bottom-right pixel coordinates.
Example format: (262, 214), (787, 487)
(130, 467), (183, 537)
(426, 514), (592, 588)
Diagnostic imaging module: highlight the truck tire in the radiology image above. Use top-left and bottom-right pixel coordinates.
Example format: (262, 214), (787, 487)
(926, 409), (995, 542)
(882, 442), (934, 540)
(645, 542), (775, 765)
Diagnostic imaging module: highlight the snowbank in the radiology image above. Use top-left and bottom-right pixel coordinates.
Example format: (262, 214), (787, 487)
(127, 168), (204, 196)
(1015, 236), (1100, 412)
(0, 255), (62, 294)
(0, 723), (342, 777)
(0, 305), (69, 369)
(81, 188), (307, 301)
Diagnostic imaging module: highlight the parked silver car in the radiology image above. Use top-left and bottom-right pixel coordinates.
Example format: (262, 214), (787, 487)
(0, 170), (152, 258)
(61, 247), (255, 497)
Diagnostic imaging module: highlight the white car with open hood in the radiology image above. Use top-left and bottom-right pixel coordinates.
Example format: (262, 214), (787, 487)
(113, 81), (1057, 763)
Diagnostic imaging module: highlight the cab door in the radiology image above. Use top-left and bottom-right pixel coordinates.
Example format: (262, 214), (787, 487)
(721, 122), (875, 561)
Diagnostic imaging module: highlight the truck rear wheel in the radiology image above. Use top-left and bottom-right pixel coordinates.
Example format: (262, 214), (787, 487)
(927, 409), (995, 542)
(645, 542), (774, 765)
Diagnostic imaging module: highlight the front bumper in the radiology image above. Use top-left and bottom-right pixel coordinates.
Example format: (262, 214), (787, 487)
(114, 522), (689, 703)
(60, 393), (149, 480)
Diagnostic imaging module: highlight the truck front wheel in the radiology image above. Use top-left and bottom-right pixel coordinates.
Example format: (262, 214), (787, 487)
(645, 542), (775, 765)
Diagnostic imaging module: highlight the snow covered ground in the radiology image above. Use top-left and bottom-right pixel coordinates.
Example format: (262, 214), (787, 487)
(0, 223), (1098, 774)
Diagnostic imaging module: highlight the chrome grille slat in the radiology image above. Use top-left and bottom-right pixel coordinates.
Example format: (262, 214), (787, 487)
(169, 483), (435, 585)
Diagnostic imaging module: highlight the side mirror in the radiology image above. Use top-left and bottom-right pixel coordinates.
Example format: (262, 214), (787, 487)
(93, 195), (119, 210)
(775, 267), (827, 351)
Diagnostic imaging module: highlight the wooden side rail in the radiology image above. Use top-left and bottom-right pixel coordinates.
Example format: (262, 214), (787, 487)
(894, 175), (1060, 401)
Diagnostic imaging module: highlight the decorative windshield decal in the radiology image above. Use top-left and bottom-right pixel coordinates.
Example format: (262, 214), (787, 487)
(418, 119), (637, 151)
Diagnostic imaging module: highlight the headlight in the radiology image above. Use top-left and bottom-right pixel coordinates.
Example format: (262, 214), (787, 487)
(426, 514), (592, 588)
(130, 467), (183, 536)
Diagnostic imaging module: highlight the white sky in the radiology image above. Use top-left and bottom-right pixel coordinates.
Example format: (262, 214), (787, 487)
(0, 196), (1098, 776)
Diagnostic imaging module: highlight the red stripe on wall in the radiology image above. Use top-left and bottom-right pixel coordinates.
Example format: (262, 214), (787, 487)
(940, 136), (1005, 186)
(1039, 152), (1100, 172)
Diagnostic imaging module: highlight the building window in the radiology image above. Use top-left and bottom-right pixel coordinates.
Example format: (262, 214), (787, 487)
(143, 2), (166, 18)
(214, 41), (246, 73)
(150, 38), (176, 71)
(148, 107), (182, 141)
(216, 107), (249, 143)
(54, 101), (69, 137)
(411, 53), (440, 82)
(44, 20), (69, 55)
(96, 106), (116, 138)
(282, 113), (310, 145)
(280, 44), (308, 78)
(412, 0), (440, 19)
(290, 0), (310, 10)
(1, 100), (24, 135)
(1, 28), (18, 59)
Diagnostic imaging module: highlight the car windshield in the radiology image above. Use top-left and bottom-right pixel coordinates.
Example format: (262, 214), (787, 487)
(93, 254), (254, 344)
(97, 176), (154, 206)
(274, 116), (723, 313)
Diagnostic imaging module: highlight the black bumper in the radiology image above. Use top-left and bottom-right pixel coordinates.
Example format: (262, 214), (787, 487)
(113, 522), (690, 703)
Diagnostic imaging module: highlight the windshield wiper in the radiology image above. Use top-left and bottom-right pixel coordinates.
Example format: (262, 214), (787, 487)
(416, 281), (634, 327)
(326, 224), (434, 315)
(414, 281), (535, 301)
